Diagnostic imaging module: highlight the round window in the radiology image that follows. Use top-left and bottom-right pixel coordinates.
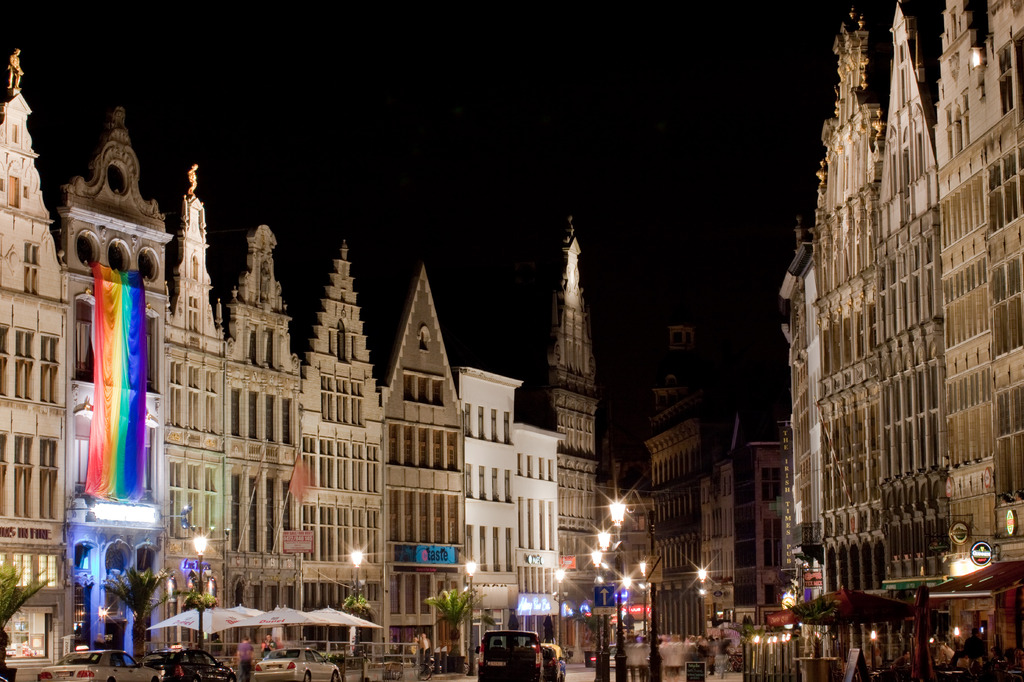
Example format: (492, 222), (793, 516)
(138, 250), (158, 281)
(107, 241), (128, 272)
(75, 232), (97, 265)
(107, 165), (126, 195)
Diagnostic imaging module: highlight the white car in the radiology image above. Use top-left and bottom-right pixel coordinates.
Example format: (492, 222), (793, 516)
(38, 650), (161, 682)
(253, 649), (339, 682)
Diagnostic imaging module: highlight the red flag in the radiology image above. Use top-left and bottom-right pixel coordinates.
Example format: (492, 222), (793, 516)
(289, 455), (309, 503)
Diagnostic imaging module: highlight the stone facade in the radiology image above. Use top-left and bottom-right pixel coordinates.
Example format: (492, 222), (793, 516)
(59, 107), (171, 652)
(223, 224), (302, 611)
(0, 87), (68, 660)
(298, 243), (383, 619)
(162, 189), (228, 639)
(381, 265), (464, 645)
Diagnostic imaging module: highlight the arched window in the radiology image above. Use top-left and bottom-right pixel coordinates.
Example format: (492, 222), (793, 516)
(75, 298), (94, 381)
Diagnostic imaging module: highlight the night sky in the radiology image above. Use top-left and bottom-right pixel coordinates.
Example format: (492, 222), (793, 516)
(4, 2), (899, 453)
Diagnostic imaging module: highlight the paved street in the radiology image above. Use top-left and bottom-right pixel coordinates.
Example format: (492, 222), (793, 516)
(345, 662), (744, 682)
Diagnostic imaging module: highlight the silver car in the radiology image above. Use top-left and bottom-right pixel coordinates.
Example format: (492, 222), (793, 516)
(253, 649), (339, 682)
(37, 650), (160, 682)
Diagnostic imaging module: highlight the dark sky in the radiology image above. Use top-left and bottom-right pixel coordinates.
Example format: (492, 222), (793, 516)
(5, 2), (898, 452)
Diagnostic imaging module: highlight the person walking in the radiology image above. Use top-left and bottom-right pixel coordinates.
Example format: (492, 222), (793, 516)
(626, 637), (646, 682)
(238, 637), (254, 682)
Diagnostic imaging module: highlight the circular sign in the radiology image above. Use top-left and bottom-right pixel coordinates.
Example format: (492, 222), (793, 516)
(946, 477), (954, 498)
(950, 522), (970, 546)
(971, 541), (993, 567)
(1008, 510), (1017, 537)
(984, 467), (993, 489)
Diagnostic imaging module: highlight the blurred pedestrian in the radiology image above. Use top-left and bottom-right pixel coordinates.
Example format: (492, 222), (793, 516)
(238, 637), (254, 682)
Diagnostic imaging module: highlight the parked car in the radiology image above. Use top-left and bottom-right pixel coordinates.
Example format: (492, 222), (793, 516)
(141, 648), (235, 682)
(38, 650), (160, 682)
(540, 644), (565, 682)
(479, 631), (541, 682)
(252, 648), (339, 682)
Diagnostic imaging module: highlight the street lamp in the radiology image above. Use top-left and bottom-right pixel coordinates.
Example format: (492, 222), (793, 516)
(555, 568), (565, 648)
(610, 502), (627, 527)
(193, 534), (208, 651)
(591, 549), (608, 682)
(697, 568), (708, 637)
(639, 561), (648, 638)
(466, 561), (477, 676)
(352, 550), (364, 598)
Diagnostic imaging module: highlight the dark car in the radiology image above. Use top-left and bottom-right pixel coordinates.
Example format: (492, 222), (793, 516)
(142, 648), (236, 682)
(540, 644), (565, 682)
(479, 631), (541, 682)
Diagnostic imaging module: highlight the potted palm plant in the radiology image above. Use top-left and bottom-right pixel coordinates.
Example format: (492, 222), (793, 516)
(103, 567), (171, 658)
(791, 596), (839, 682)
(0, 563), (47, 682)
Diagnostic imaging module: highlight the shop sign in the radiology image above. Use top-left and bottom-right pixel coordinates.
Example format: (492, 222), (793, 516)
(1008, 510), (1017, 536)
(949, 522), (970, 546)
(525, 554), (544, 565)
(179, 559), (211, 573)
(92, 502), (158, 524)
(803, 570), (823, 588)
(0, 526), (53, 540)
(970, 541), (993, 567)
(559, 556), (576, 570)
(394, 544), (457, 564)
(282, 530), (314, 553)
(517, 593), (554, 615)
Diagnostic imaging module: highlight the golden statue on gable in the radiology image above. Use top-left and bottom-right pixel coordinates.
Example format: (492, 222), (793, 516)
(187, 164), (199, 196)
(7, 49), (23, 91)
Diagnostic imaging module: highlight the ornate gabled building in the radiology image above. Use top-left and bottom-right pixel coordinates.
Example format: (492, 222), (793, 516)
(223, 224), (302, 611)
(515, 219), (599, 632)
(380, 264), (464, 644)
(161, 179), (228, 640)
(780, 219), (825, 596)
(59, 106), (171, 652)
(298, 242), (383, 625)
(812, 10), (885, 598)
(875, 3), (947, 591)
(0, 73), (68, 661)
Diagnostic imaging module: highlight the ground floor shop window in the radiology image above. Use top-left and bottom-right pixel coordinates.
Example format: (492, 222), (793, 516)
(5, 608), (49, 658)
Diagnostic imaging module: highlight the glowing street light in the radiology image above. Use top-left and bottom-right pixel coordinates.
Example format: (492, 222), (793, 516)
(610, 501), (627, 527)
(193, 534), (209, 651)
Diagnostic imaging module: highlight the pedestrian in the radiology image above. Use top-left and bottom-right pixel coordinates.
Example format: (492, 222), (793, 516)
(714, 637), (728, 679)
(238, 636), (254, 682)
(262, 634), (275, 655)
(626, 637), (646, 682)
(662, 635), (683, 682)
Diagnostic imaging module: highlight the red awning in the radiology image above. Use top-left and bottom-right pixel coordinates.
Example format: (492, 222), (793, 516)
(929, 560), (1024, 604)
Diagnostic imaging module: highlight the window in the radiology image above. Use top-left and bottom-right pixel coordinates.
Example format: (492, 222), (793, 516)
(23, 243), (38, 294)
(40, 336), (57, 403)
(249, 331), (258, 365)
(231, 390), (241, 436)
(491, 409), (497, 442)
(479, 467), (485, 500)
(1000, 43), (1016, 116)
(248, 392), (258, 439)
(465, 464), (472, 497)
(282, 398), (292, 444)
(505, 470), (511, 502)
(8, 177), (19, 209)
(478, 406), (484, 438)
(39, 439), (57, 519)
(14, 330), (31, 400)
(265, 396), (275, 441)
(13, 435), (30, 518)
(503, 412), (510, 444)
(265, 331), (274, 369)
(74, 300), (93, 381)
(492, 469), (499, 501)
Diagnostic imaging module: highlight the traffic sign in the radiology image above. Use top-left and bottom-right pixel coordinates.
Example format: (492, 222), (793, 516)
(594, 584), (619, 608)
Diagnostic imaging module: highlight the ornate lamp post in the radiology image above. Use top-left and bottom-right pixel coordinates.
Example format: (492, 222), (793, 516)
(193, 534), (208, 651)
(591, 548), (605, 682)
(352, 550), (364, 598)
(467, 561), (477, 676)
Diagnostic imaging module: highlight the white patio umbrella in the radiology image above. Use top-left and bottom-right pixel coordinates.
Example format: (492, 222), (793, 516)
(226, 605), (264, 617)
(149, 607), (248, 633)
(228, 606), (344, 628)
(308, 607), (381, 629)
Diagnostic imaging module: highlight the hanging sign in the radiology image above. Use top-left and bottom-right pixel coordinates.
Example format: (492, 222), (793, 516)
(1008, 510), (1017, 536)
(949, 522), (970, 546)
(970, 541), (993, 567)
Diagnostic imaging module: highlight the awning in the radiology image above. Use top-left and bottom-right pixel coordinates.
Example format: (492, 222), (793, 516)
(882, 576), (946, 591)
(929, 561), (1024, 604)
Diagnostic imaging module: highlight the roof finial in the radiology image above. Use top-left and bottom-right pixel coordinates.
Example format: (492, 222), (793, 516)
(7, 49), (23, 93)
(187, 164), (199, 197)
(566, 214), (575, 240)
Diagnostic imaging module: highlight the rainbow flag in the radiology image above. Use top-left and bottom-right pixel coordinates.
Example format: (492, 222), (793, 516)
(85, 263), (148, 501)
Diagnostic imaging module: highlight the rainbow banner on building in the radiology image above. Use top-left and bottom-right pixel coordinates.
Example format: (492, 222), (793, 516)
(85, 263), (148, 501)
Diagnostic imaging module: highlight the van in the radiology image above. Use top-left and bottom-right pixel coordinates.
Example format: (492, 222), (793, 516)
(479, 631), (541, 682)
